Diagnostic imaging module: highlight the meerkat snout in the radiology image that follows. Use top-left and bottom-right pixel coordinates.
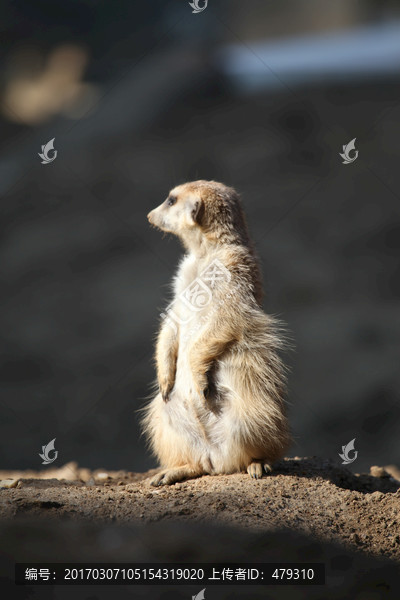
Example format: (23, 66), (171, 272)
(147, 188), (202, 238)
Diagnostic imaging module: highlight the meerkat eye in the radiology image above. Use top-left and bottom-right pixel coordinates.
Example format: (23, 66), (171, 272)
(167, 196), (177, 207)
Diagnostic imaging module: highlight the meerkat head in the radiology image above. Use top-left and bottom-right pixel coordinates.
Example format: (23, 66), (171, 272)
(147, 183), (202, 236)
(147, 180), (250, 250)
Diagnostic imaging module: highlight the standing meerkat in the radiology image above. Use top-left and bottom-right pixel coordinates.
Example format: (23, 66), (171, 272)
(142, 180), (291, 486)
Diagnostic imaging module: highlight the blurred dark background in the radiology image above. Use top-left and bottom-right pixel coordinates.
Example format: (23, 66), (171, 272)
(1, 0), (400, 474)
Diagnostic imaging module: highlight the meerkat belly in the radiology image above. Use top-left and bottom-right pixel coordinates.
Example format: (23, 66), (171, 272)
(166, 347), (240, 471)
(170, 319), (219, 432)
(159, 312), (224, 463)
(161, 281), (252, 471)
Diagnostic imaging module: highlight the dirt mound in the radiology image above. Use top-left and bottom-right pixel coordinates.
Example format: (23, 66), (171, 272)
(1, 456), (400, 562)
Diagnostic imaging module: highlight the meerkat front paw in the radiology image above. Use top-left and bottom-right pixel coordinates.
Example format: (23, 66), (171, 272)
(159, 379), (174, 402)
(192, 373), (208, 399)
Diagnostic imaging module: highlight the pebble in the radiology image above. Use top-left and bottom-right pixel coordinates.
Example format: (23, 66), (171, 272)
(368, 491), (384, 501)
(370, 466), (389, 478)
(0, 478), (19, 489)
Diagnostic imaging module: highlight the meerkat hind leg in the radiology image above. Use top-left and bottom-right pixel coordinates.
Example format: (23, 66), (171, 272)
(150, 465), (203, 487)
(247, 461), (264, 479)
(263, 462), (272, 475)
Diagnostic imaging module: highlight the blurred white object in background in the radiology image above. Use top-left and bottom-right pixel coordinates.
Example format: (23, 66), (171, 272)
(215, 21), (400, 92)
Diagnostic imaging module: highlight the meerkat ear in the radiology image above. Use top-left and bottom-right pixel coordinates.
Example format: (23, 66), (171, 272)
(189, 197), (204, 226)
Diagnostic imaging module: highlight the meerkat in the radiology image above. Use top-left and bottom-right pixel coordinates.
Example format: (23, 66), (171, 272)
(142, 180), (291, 486)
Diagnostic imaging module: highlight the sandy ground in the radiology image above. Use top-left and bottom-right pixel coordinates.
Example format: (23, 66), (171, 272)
(1, 456), (400, 561)
(2, 456), (400, 597)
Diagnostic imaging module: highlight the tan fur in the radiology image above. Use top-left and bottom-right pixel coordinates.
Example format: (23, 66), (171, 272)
(141, 180), (291, 485)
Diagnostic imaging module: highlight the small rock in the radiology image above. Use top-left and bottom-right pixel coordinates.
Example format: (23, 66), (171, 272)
(77, 468), (92, 482)
(370, 466), (389, 478)
(370, 491), (384, 501)
(383, 464), (400, 482)
(0, 478), (18, 489)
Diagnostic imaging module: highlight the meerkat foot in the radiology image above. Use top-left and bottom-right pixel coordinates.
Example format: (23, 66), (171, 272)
(150, 465), (203, 486)
(149, 470), (168, 487)
(247, 461), (264, 479)
(263, 462), (272, 475)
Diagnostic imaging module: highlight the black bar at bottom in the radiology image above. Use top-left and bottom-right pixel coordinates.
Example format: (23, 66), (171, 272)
(16, 563), (325, 585)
